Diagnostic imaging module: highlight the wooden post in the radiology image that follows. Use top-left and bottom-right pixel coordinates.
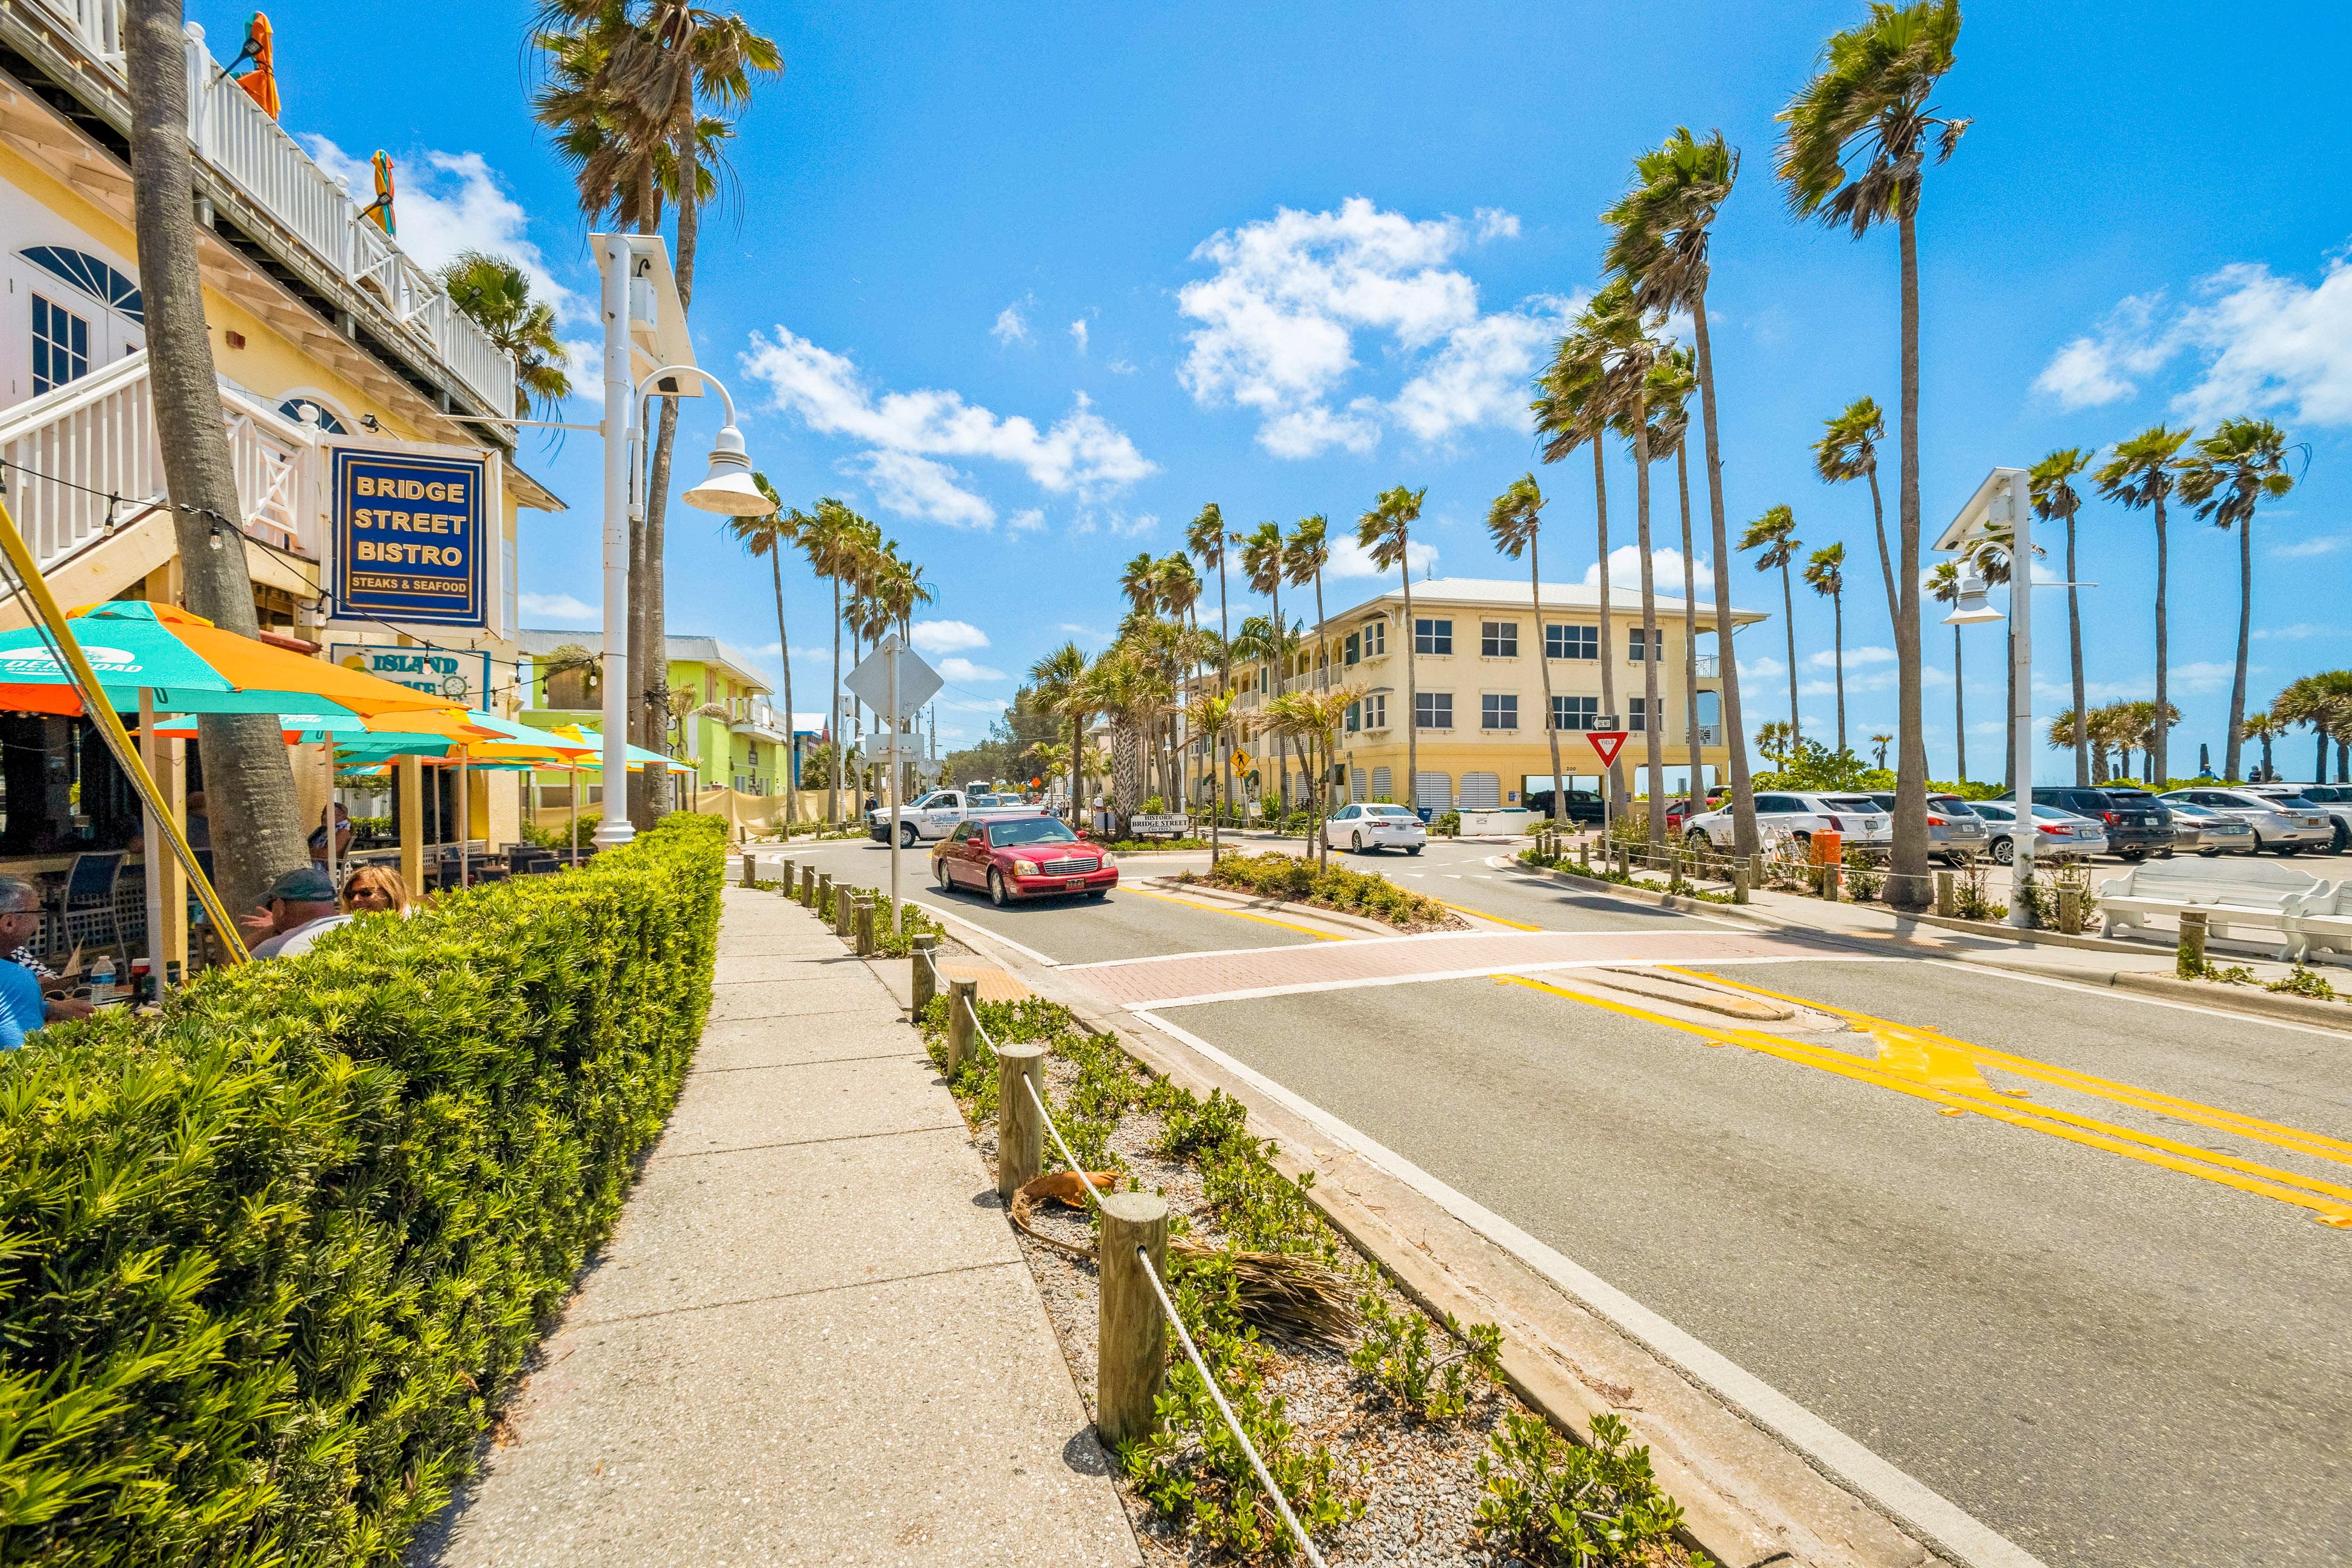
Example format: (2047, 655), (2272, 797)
(801, 864), (817, 906)
(1732, 860), (1749, 905)
(779, 857), (795, 896)
(854, 896), (876, 955)
(996, 1043), (1047, 1202)
(1579, 838), (1591, 871)
(741, 849), (759, 887)
(2178, 909), (2208, 977)
(1096, 1191), (1170, 1449)
(946, 977), (977, 1075)
(1749, 852), (1764, 892)
(911, 933), (937, 1016)
(1935, 870), (1956, 918)
(398, 754), (425, 897)
(2058, 885), (2083, 936)
(817, 871), (833, 920)
(834, 885), (856, 940)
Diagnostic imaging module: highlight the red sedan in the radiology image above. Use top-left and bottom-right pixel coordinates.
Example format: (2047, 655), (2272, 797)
(932, 817), (1118, 905)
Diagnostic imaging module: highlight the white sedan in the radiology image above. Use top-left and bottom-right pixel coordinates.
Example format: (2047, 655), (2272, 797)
(1963, 800), (2107, 864)
(1324, 803), (1427, 855)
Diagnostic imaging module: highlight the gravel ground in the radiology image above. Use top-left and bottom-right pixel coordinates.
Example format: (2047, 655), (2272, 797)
(961, 1037), (1565, 1567)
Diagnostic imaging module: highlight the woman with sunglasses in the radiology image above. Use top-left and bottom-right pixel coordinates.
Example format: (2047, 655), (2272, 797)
(341, 865), (411, 917)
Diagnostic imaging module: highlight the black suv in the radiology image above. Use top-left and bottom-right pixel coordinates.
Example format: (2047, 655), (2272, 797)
(1524, 787), (1606, 825)
(2003, 786), (2173, 860)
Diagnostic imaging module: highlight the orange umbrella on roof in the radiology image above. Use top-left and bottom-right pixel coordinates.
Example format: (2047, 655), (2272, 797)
(228, 13), (280, 120)
(360, 151), (396, 236)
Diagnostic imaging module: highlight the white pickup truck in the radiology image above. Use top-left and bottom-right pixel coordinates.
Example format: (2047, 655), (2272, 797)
(868, 789), (1053, 847)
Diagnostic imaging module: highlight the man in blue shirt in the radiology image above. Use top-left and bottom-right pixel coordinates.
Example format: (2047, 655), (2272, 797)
(0, 878), (51, 1049)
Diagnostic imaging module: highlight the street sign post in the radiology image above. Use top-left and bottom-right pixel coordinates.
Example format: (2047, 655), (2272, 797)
(1585, 729), (1630, 844)
(845, 635), (944, 929)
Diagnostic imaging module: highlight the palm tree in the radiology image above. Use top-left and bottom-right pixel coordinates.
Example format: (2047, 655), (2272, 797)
(2093, 426), (2191, 788)
(438, 250), (573, 417)
(1488, 475), (1568, 823)
(798, 498), (864, 822)
(1604, 123), (1758, 858)
(1028, 642), (1091, 812)
(1189, 503), (1237, 806)
(2178, 417), (2299, 780)
(1534, 289), (1628, 807)
(1803, 542), (1848, 753)
(2237, 712), (2280, 782)
(1812, 396), (1898, 626)
(1083, 648), (1173, 837)
(123, 0), (309, 910)
(1740, 506), (1803, 747)
(1926, 560), (1967, 782)
(1240, 521), (1294, 808)
(1646, 349), (1707, 805)
(1358, 486), (1425, 811)
(1184, 688), (1245, 862)
(1756, 719), (1796, 771)
(1118, 551), (1160, 618)
(1154, 554), (1203, 805)
(1870, 732), (1893, 770)
(2274, 672), (2352, 785)
(1266, 688), (1355, 866)
(1599, 308), (1669, 848)
(2029, 448), (2093, 786)
(1960, 521), (2034, 793)
(1283, 514), (1333, 686)
(729, 473), (801, 824)
(1777, 0), (1967, 911)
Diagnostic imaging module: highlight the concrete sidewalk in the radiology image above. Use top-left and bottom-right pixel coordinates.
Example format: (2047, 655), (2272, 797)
(417, 885), (1140, 1567)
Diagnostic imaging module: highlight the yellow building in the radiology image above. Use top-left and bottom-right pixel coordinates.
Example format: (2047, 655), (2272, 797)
(0, 4), (558, 856)
(1227, 575), (1765, 811)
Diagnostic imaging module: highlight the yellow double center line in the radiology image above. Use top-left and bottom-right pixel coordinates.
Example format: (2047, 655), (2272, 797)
(1122, 887), (1347, 941)
(1494, 970), (2352, 1228)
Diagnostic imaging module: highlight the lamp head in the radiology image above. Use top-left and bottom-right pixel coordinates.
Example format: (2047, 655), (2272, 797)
(681, 423), (772, 516)
(1942, 569), (2004, 625)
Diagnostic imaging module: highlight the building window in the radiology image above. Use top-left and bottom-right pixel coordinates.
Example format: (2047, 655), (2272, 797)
(1362, 618), (1385, 657)
(1628, 627), (1661, 661)
(1414, 771), (1451, 810)
(1345, 701), (1361, 733)
(1481, 693), (1518, 730)
(1630, 697), (1658, 731)
(1546, 624), (1598, 661)
(1371, 765), (1393, 800)
(1415, 618), (1452, 656)
(277, 397), (348, 434)
(1415, 691), (1452, 730)
(1344, 631), (1361, 665)
(1481, 621), (1517, 658)
(1362, 694), (1387, 730)
(31, 295), (89, 396)
(1459, 772), (1502, 810)
(1552, 695), (1598, 731)
(22, 246), (144, 324)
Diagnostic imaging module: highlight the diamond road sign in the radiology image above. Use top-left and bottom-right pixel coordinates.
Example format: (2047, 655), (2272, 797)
(843, 634), (943, 715)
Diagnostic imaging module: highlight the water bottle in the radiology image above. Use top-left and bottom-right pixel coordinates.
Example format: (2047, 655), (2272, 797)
(89, 953), (116, 1007)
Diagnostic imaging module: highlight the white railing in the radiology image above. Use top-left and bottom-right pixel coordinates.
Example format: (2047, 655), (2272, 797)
(1694, 654), (1721, 678)
(0, 354), (321, 571)
(1695, 724), (1724, 747)
(27, 1), (516, 417)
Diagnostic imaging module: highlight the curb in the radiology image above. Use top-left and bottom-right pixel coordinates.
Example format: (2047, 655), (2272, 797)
(1131, 876), (1414, 939)
(2107, 969), (2352, 1029)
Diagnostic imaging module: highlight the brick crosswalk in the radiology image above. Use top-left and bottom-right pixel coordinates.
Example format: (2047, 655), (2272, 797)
(1060, 927), (1851, 1008)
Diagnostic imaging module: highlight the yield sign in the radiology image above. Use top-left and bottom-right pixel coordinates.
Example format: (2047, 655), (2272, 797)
(1585, 730), (1630, 767)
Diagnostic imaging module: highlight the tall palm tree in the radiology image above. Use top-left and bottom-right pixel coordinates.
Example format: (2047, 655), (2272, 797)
(729, 473), (801, 824)
(2178, 417), (2299, 780)
(1029, 642), (1091, 813)
(1266, 689), (1354, 865)
(1184, 687), (1245, 861)
(1777, 0), (1968, 910)
(1533, 288), (1630, 806)
(1240, 522), (1294, 808)
(1605, 122), (1757, 857)
(1645, 349), (1707, 806)
(1154, 554), (1203, 804)
(2273, 672), (2352, 785)
(2093, 426), (2191, 788)
(1812, 396), (1897, 626)
(1488, 475), (1568, 823)
(124, 0), (306, 910)
(1283, 514), (1333, 685)
(1926, 559), (1967, 782)
(2238, 712), (2280, 782)
(1358, 486), (1425, 811)
(1188, 504), (1236, 806)
(1740, 505), (1803, 747)
(1870, 732), (1894, 770)
(1804, 542), (1848, 753)
(1602, 319), (1670, 847)
(798, 498), (865, 822)
(2026, 447), (2093, 785)
(438, 250), (574, 417)
(1118, 551), (1160, 618)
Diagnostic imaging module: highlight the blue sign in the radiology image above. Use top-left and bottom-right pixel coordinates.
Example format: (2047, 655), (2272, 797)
(332, 448), (487, 627)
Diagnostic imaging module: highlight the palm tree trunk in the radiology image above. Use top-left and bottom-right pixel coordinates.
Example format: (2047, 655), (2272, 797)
(1401, 565), (1417, 815)
(2226, 513), (2252, 780)
(2066, 511), (2087, 785)
(2153, 495), (2170, 785)
(1778, 564), (1799, 743)
(1677, 444), (1703, 805)
(1634, 417), (1665, 850)
(1218, 557), (1233, 823)
(1866, 466), (1898, 628)
(1832, 588), (1846, 755)
(1691, 296), (1756, 857)
(1592, 441), (1621, 807)
(771, 552), (797, 823)
(126, 0), (305, 914)
(1889, 208), (1930, 912)
(827, 579), (842, 822)
(1535, 534), (1565, 823)
(1269, 581), (1285, 812)
(1953, 625), (1967, 783)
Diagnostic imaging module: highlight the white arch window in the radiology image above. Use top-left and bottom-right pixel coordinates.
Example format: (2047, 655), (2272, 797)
(277, 396), (349, 434)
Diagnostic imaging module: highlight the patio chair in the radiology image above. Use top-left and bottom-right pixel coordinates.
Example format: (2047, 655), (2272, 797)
(49, 852), (123, 955)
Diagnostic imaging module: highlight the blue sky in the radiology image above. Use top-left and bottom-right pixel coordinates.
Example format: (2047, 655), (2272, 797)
(224, 1), (2352, 780)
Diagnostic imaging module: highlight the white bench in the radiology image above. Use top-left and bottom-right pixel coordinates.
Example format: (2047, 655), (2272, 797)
(2280, 881), (2352, 961)
(2096, 861), (2331, 959)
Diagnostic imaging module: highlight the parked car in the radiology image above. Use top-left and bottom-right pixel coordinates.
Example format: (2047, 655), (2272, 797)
(1860, 791), (1992, 865)
(2156, 788), (2335, 855)
(1962, 800), (2108, 864)
(931, 817), (1118, 905)
(1324, 802), (1429, 854)
(2240, 783), (2352, 852)
(2157, 797), (2257, 856)
(871, 787), (1052, 847)
(1522, 787), (1605, 826)
(1997, 786), (2173, 861)
(1683, 791), (1891, 856)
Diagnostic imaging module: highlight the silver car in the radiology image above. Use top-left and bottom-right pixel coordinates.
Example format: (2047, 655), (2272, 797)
(2159, 798), (2257, 856)
(1962, 800), (2107, 864)
(2158, 788), (2333, 855)
(2242, 783), (2352, 853)
(1865, 791), (1990, 865)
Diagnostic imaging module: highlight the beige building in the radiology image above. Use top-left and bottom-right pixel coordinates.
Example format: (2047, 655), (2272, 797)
(1225, 575), (1765, 811)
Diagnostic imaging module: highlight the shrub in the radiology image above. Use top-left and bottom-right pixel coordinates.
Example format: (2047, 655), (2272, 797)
(0, 814), (725, 1563)
(1197, 852), (1458, 931)
(1473, 1411), (1699, 1567)
(1349, 1292), (1502, 1422)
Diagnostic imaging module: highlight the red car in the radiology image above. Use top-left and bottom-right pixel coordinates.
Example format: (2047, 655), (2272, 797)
(932, 817), (1118, 905)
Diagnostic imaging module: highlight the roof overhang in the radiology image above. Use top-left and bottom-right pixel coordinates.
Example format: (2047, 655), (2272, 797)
(1935, 467), (2031, 554)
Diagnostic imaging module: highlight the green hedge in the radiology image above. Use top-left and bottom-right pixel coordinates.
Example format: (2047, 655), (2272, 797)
(0, 812), (725, 1564)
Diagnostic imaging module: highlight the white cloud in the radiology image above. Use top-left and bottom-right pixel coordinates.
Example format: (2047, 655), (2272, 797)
(1008, 508), (1047, 535)
(939, 695), (1008, 713)
(1175, 197), (1559, 457)
(2032, 249), (2352, 425)
(1070, 510), (1159, 539)
(991, 303), (1030, 345)
(2252, 622), (2328, 640)
(742, 327), (1155, 526)
(938, 656), (1006, 683)
(519, 591), (596, 624)
(1739, 654), (1786, 680)
(1324, 534), (1438, 580)
(1106, 358), (1137, 376)
(2270, 534), (2344, 558)
(1581, 545), (1704, 592)
(910, 619), (990, 654)
(1069, 318), (1090, 355)
(1057, 622), (1110, 643)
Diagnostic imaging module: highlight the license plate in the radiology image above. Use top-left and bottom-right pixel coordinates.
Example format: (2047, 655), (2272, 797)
(1067, 879), (1087, 891)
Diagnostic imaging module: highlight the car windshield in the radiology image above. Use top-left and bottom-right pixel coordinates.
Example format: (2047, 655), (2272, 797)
(1821, 796), (1879, 811)
(1365, 805), (1416, 818)
(1926, 795), (1969, 813)
(988, 819), (1076, 847)
(1967, 802), (2011, 820)
(2031, 803), (2086, 821)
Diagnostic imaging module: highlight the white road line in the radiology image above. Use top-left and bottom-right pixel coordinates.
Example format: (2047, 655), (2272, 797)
(907, 900), (1061, 967)
(1131, 1008), (2049, 1568)
(1124, 952), (1902, 1011)
(1929, 955), (2352, 1040)
(1054, 925), (1734, 973)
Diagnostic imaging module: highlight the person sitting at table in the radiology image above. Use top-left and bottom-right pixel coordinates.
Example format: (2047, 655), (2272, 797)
(340, 864), (411, 917)
(309, 803), (353, 867)
(238, 867), (353, 959)
(0, 875), (92, 1022)
(0, 878), (55, 1046)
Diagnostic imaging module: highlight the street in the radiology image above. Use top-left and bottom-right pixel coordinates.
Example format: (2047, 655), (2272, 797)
(777, 829), (2352, 1567)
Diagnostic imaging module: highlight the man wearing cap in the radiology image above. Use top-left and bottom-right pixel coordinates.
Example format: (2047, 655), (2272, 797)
(238, 867), (353, 959)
